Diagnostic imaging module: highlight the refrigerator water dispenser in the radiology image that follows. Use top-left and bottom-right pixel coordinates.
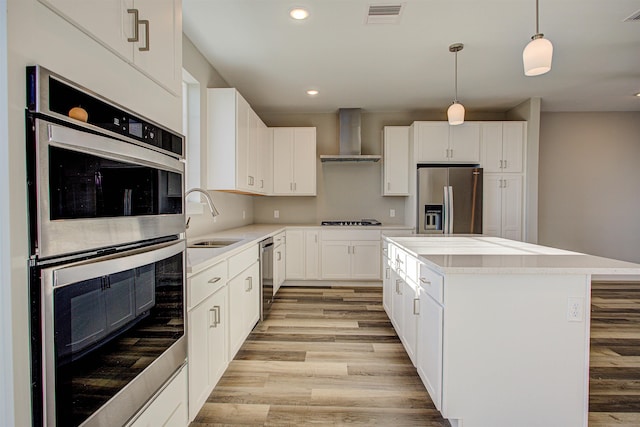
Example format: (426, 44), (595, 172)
(424, 204), (443, 231)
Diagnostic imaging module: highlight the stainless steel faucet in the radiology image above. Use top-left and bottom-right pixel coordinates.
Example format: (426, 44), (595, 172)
(185, 188), (220, 229)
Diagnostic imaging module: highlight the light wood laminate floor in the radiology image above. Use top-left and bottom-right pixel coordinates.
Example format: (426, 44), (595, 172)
(191, 283), (640, 426)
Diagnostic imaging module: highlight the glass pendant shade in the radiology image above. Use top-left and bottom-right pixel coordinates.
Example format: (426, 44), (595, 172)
(523, 35), (553, 76)
(447, 102), (465, 125)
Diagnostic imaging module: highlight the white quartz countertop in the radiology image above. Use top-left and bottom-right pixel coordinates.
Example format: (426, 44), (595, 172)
(385, 235), (640, 275)
(187, 223), (413, 275)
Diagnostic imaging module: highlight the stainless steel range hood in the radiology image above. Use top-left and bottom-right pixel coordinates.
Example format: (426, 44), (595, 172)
(320, 108), (381, 162)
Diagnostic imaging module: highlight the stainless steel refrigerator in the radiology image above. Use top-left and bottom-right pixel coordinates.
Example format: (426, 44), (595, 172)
(417, 165), (483, 234)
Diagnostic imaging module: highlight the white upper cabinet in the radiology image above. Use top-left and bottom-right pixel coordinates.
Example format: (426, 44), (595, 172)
(383, 126), (410, 196)
(414, 122), (480, 163)
(38, 0), (182, 95)
(207, 88), (269, 195)
(480, 122), (526, 173)
(272, 127), (317, 196)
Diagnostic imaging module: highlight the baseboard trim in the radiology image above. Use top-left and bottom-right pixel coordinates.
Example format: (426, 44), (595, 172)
(282, 280), (382, 288)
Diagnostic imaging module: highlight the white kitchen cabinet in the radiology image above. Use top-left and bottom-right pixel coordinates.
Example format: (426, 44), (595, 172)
(127, 365), (188, 427)
(481, 122), (526, 173)
(228, 257), (260, 360)
(256, 119), (273, 194)
(382, 242), (393, 315)
(38, 0), (181, 95)
(400, 278), (419, 366)
(272, 127), (317, 196)
(390, 271), (404, 333)
(320, 230), (381, 280)
(187, 260), (228, 420)
(285, 229), (320, 280)
(273, 232), (286, 294)
(483, 174), (524, 240)
(413, 121), (480, 163)
(207, 88), (269, 195)
(383, 126), (410, 196)
(416, 265), (444, 411)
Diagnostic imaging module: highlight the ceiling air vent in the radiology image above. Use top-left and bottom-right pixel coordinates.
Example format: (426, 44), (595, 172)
(366, 4), (404, 24)
(623, 9), (640, 22)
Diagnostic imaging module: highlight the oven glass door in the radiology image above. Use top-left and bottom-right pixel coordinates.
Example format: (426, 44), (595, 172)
(40, 240), (186, 427)
(31, 119), (185, 259)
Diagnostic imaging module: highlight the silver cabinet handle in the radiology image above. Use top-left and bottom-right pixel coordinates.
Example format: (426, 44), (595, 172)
(127, 9), (139, 42)
(293, 182), (297, 191)
(385, 267), (390, 279)
(450, 148), (454, 158)
(208, 277), (221, 284)
(245, 276), (252, 291)
(419, 277), (430, 284)
(209, 306), (220, 328)
(413, 298), (420, 315)
(499, 160), (503, 169)
(387, 182), (391, 191)
(138, 19), (150, 51)
(290, 182), (293, 191)
(504, 160), (508, 169)
(277, 251), (281, 261)
(260, 179), (264, 188)
(395, 279), (402, 295)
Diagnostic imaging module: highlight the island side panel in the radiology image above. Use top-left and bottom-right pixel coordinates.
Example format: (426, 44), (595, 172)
(441, 273), (590, 427)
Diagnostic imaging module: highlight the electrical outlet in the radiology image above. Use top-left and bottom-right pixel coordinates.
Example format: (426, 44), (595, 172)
(567, 297), (584, 322)
(274, 210), (280, 219)
(390, 209), (396, 218)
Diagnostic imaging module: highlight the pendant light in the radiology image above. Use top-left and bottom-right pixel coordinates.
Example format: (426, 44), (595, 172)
(523, 0), (553, 76)
(447, 43), (465, 126)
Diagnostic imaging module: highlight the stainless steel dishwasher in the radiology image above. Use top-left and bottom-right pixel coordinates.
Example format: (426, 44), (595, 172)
(259, 237), (274, 320)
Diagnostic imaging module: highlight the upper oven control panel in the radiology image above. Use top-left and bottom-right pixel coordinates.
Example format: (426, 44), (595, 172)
(26, 65), (184, 159)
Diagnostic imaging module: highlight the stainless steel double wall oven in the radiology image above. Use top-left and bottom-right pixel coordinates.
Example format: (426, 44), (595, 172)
(26, 66), (187, 427)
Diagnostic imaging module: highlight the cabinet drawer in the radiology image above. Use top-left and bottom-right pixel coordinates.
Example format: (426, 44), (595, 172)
(189, 260), (227, 309)
(229, 245), (259, 278)
(322, 229), (381, 241)
(419, 263), (444, 304)
(274, 231), (286, 246)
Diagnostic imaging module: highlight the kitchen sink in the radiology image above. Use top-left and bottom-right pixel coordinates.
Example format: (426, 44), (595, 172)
(188, 239), (242, 248)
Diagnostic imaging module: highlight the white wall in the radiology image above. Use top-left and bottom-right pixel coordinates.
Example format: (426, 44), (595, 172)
(1, 1), (16, 425)
(182, 35), (254, 237)
(538, 112), (640, 263)
(5, 1), (183, 424)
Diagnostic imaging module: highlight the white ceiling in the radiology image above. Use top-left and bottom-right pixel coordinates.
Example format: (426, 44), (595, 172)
(182, 0), (640, 114)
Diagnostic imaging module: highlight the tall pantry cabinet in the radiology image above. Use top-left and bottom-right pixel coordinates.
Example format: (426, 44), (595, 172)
(481, 122), (526, 240)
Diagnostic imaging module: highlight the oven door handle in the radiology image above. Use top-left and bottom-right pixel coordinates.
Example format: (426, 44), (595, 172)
(48, 240), (185, 290)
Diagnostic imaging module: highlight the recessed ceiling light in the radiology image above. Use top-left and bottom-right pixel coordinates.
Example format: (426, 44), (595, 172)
(290, 8), (309, 20)
(306, 89), (319, 96)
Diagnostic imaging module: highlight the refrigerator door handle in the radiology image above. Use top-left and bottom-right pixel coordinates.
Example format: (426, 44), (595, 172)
(443, 186), (449, 234)
(448, 186), (454, 234)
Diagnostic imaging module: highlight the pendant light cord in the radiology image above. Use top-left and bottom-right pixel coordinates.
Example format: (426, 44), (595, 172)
(454, 50), (458, 103)
(535, 0), (540, 34)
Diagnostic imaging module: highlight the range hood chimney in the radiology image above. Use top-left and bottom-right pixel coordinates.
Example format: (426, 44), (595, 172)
(320, 108), (381, 162)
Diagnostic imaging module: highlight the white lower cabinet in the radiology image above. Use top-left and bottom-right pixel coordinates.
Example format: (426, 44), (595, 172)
(400, 278), (419, 366)
(320, 230), (381, 280)
(228, 258), (260, 360)
(416, 262), (444, 411)
(273, 232), (286, 294)
(286, 229), (320, 280)
(187, 259), (228, 421)
(187, 286), (227, 420)
(128, 365), (188, 427)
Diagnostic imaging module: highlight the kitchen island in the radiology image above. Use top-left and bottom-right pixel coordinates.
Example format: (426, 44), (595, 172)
(383, 235), (640, 427)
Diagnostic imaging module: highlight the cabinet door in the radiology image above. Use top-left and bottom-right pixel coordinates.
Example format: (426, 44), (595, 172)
(272, 128), (294, 195)
(482, 174), (502, 238)
(132, 0), (181, 94)
(274, 244), (286, 294)
(188, 294), (211, 419)
(351, 241), (381, 280)
(235, 94), (251, 192)
(390, 272), (404, 333)
(320, 241), (351, 279)
(502, 122), (525, 173)
(245, 108), (259, 192)
(304, 230), (320, 280)
(256, 119), (272, 194)
(416, 287), (444, 411)
(38, 0), (133, 60)
(383, 126), (410, 195)
(292, 128), (317, 195)
(401, 280), (419, 366)
(502, 175), (523, 240)
(243, 262), (260, 336)
(449, 122), (480, 162)
(382, 258), (393, 315)
(228, 271), (247, 359)
(285, 230), (305, 280)
(481, 122), (504, 173)
(415, 122), (449, 162)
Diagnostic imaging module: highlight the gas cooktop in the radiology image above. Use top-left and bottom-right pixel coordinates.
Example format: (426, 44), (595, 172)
(321, 219), (382, 226)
